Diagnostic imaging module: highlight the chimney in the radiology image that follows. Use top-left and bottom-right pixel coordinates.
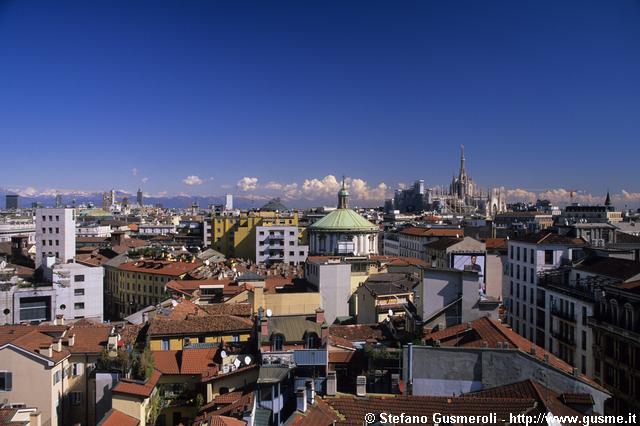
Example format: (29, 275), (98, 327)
(530, 346), (536, 356)
(54, 314), (64, 326)
(356, 376), (367, 397)
(305, 379), (315, 405)
(29, 412), (42, 426)
(54, 339), (63, 352)
(315, 308), (325, 324)
(572, 367), (579, 377)
(543, 354), (549, 363)
(296, 387), (307, 413)
(67, 334), (75, 347)
(260, 318), (269, 337)
(326, 371), (337, 396)
(111, 231), (125, 246)
(39, 344), (53, 358)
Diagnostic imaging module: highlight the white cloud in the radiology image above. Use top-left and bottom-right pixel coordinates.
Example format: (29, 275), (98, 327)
(264, 181), (284, 190)
(237, 177), (258, 191)
(182, 175), (204, 186)
(506, 188), (603, 205)
(141, 177), (149, 184)
(349, 178), (388, 201)
(301, 175), (341, 199)
(618, 190), (640, 202)
(132, 168), (138, 176)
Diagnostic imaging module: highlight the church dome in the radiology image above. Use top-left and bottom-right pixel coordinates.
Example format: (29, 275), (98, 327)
(309, 208), (378, 232)
(309, 178), (377, 232)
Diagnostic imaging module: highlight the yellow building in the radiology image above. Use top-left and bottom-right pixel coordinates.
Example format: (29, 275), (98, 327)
(104, 257), (202, 319)
(147, 315), (254, 352)
(210, 211), (301, 260)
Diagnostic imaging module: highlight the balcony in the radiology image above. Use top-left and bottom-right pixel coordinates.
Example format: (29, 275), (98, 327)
(261, 349), (327, 367)
(551, 331), (576, 346)
(551, 307), (576, 323)
(268, 234), (285, 240)
(587, 316), (640, 341)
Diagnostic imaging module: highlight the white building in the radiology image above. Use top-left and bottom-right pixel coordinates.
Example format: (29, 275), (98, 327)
(77, 223), (112, 238)
(225, 193), (233, 211)
(255, 225), (308, 265)
(0, 216), (35, 244)
(505, 231), (586, 349)
(137, 223), (176, 236)
(35, 208), (76, 269)
(305, 257), (352, 324)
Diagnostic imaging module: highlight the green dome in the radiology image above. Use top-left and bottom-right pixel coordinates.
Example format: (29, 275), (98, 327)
(309, 208), (378, 232)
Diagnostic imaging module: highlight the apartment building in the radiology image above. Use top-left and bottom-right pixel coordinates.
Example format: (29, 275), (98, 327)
(35, 208), (75, 268)
(397, 226), (463, 261)
(104, 254), (202, 319)
(210, 211), (300, 260)
(588, 279), (640, 415)
(505, 231), (586, 348)
(255, 225), (308, 266)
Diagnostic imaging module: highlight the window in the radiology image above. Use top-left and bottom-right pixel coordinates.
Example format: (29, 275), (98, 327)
(523, 248), (527, 263)
(0, 372), (12, 391)
(510, 246), (513, 259)
(42, 216), (46, 222)
(56, 227), (59, 233)
(544, 250), (554, 265)
(289, 251), (294, 256)
(70, 391), (83, 406)
(161, 339), (170, 350)
(289, 241), (294, 246)
(74, 289), (85, 296)
(42, 227), (46, 234)
(530, 249), (534, 264)
(55, 215), (59, 221)
(272, 334), (284, 351)
(582, 330), (587, 350)
(305, 333), (319, 349)
(74, 302), (84, 310)
(517, 247), (520, 261)
(232, 334), (240, 343)
(72, 363), (83, 376)
(53, 370), (61, 385)
(55, 240), (59, 246)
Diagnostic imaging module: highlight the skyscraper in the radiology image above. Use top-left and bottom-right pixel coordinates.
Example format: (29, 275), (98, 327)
(5, 194), (19, 210)
(137, 188), (143, 206)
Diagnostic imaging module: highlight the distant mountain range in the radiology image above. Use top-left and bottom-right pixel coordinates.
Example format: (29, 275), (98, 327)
(0, 188), (370, 210)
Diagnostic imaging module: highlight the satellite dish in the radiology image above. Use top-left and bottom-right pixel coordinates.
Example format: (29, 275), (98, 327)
(388, 309), (394, 317)
(204, 259), (210, 266)
(244, 356), (252, 365)
(266, 309), (273, 317)
(220, 350), (227, 359)
(0, 260), (6, 269)
(233, 358), (241, 368)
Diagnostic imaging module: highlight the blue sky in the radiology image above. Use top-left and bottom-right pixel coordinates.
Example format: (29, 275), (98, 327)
(1, 0), (640, 205)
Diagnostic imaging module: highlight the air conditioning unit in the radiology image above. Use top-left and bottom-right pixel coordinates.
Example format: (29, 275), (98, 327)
(356, 376), (367, 397)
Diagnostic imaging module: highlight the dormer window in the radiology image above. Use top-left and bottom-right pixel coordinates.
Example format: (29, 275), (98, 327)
(271, 334), (284, 351)
(305, 332), (320, 349)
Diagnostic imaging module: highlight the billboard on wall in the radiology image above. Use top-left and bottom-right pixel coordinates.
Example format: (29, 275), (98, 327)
(451, 253), (486, 295)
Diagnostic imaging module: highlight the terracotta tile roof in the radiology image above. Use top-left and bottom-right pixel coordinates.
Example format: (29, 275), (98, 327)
(512, 231), (585, 246)
(152, 350), (181, 375)
(482, 238), (508, 251)
(0, 407), (24, 426)
(97, 409), (140, 426)
(386, 257), (429, 267)
(424, 237), (464, 250)
(199, 391), (255, 417)
(213, 391), (244, 405)
(152, 347), (219, 377)
(574, 256), (640, 281)
(66, 322), (112, 354)
(466, 379), (587, 418)
(206, 416), (246, 426)
(118, 259), (201, 277)
(399, 227), (463, 238)
(200, 304), (253, 317)
(423, 317), (604, 391)
(288, 397), (339, 426)
(0, 327), (70, 363)
(328, 350), (355, 363)
(148, 314), (253, 337)
(167, 278), (245, 297)
(329, 324), (385, 343)
(559, 393), (594, 406)
(325, 394), (536, 426)
(113, 369), (161, 398)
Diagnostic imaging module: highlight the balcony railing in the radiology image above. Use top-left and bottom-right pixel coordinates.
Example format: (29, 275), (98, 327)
(551, 331), (576, 346)
(551, 307), (576, 323)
